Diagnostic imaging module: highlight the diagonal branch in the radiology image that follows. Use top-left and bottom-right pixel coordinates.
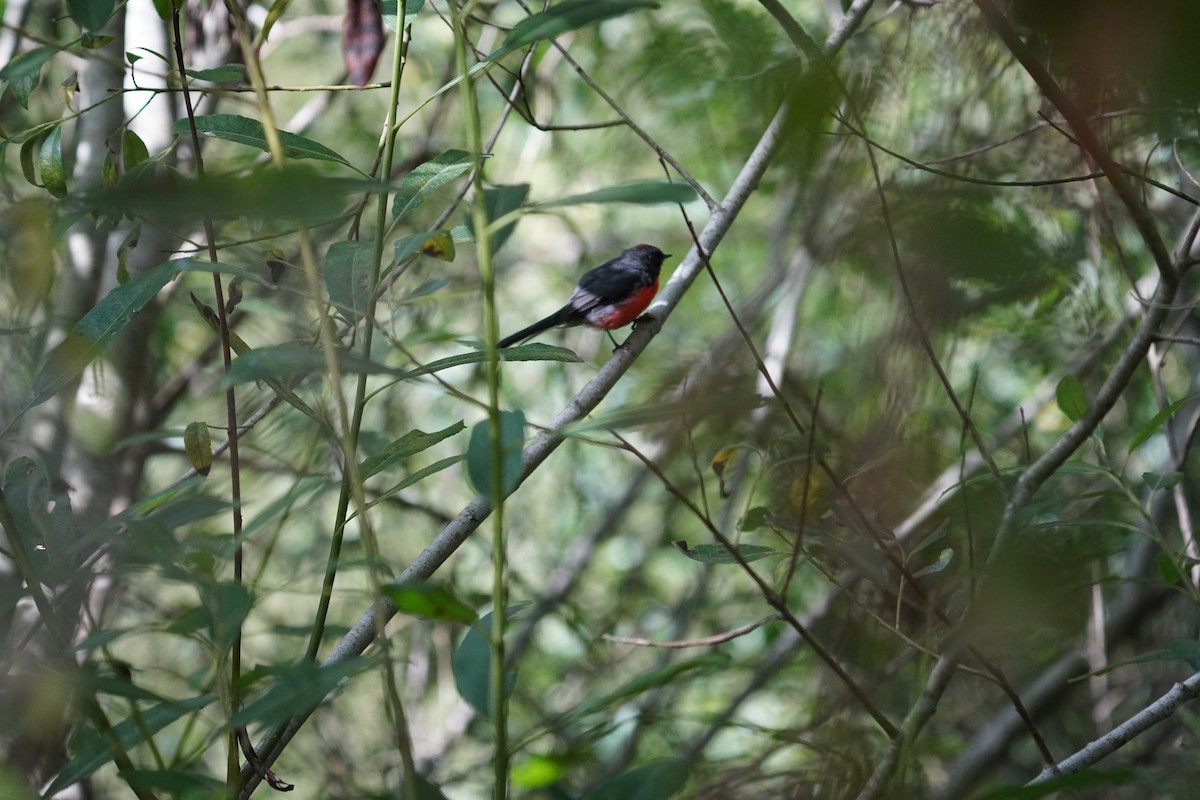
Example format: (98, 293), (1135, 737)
(1028, 669), (1200, 784)
(236, 1), (882, 793)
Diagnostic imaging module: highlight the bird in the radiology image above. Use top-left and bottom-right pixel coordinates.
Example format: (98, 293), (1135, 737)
(498, 244), (669, 348)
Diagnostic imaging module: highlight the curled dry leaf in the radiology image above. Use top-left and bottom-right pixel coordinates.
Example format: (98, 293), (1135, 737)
(343, 0), (384, 87)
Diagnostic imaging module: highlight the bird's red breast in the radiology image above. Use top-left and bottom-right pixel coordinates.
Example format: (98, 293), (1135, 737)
(587, 278), (660, 329)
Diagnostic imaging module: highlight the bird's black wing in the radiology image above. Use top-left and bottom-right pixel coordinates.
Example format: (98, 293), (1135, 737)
(568, 258), (652, 312)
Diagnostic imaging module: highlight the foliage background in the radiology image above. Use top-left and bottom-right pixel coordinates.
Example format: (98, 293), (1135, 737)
(3, 0), (1200, 798)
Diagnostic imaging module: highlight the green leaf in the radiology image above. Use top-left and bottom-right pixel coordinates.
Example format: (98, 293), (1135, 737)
(673, 541), (780, 565)
(84, 673), (168, 703)
(356, 456), (463, 517)
(0, 46), (57, 108)
(1127, 394), (1198, 456)
(1165, 639), (1200, 669)
(45, 695), (217, 796)
(909, 519), (950, 557)
(232, 657), (374, 728)
(122, 129), (150, 172)
(39, 126), (67, 198)
(26, 259), (178, 410)
(498, 342), (584, 364)
(220, 343), (398, 387)
(93, 164), (376, 222)
(580, 758), (689, 800)
(483, 184), (529, 253)
(361, 421), (466, 479)
(452, 610), (520, 718)
(323, 240), (376, 321)
(569, 653), (729, 722)
(71, 628), (133, 653)
(912, 547), (954, 577)
(381, 0), (425, 31)
(80, 33), (114, 49)
(170, 114), (352, 167)
(1055, 375), (1087, 422)
(184, 65), (245, 83)
(67, 0), (116, 30)
(124, 770), (225, 795)
(19, 134), (41, 187)
(1143, 471), (1184, 491)
(2, 457), (52, 581)
(101, 148), (119, 189)
(394, 230), (456, 263)
(503, 0), (659, 53)
(536, 180), (696, 209)
(183, 421), (212, 477)
(199, 581), (250, 654)
(175, 257), (273, 286)
(737, 506), (770, 532)
(384, 583), (477, 624)
(512, 754), (568, 789)
(399, 278), (451, 303)
(1155, 551), (1184, 584)
(392, 149), (473, 220)
(466, 410), (525, 502)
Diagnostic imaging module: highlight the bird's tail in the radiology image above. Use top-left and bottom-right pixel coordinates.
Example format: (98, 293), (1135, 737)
(498, 309), (567, 348)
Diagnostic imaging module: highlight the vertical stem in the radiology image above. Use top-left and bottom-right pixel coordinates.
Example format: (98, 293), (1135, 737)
(449, 2), (508, 796)
(169, 4), (243, 790)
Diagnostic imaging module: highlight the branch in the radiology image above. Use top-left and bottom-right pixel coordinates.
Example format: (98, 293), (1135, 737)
(235, 2), (882, 791)
(1029, 670), (1200, 784)
(602, 615), (782, 649)
(972, 0), (1178, 283)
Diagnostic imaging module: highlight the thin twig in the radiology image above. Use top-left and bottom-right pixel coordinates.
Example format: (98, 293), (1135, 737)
(603, 615), (782, 649)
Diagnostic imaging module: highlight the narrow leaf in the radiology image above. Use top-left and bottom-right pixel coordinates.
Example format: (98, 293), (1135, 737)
(581, 758), (689, 800)
(45, 695), (217, 795)
(361, 421), (466, 478)
(392, 150), (473, 220)
(1143, 471), (1184, 491)
(536, 180), (696, 209)
(220, 343), (398, 386)
(483, 184), (529, 253)
(912, 547), (954, 578)
(231, 658), (374, 728)
(395, 345), (582, 381)
(200, 581), (251, 654)
(171, 114), (352, 167)
(394, 230), (452, 262)
(184, 65), (245, 83)
(384, 583), (477, 624)
(673, 541), (780, 565)
(355, 456), (464, 517)
(323, 240), (375, 321)
(570, 654), (728, 721)
(20, 134), (43, 187)
(0, 45), (57, 108)
(39, 126), (67, 198)
(504, 0), (659, 53)
(26, 259), (178, 409)
(176, 257), (272, 286)
(1128, 394), (1198, 456)
(1055, 375), (1087, 422)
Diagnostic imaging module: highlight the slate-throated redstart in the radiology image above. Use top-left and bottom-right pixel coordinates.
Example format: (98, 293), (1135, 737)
(498, 244), (669, 348)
